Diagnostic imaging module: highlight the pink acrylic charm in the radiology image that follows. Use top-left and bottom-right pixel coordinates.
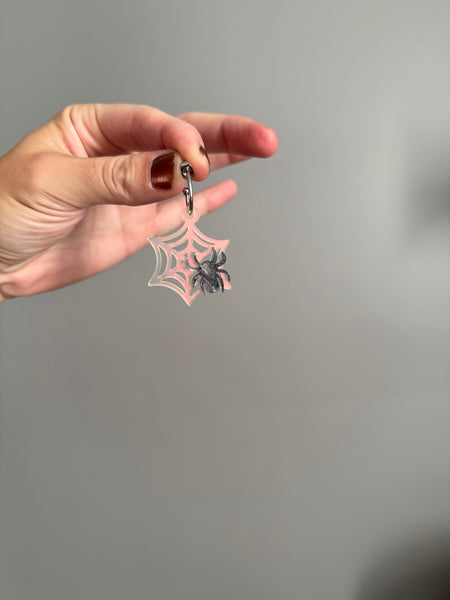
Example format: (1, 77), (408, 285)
(148, 162), (231, 306)
(148, 208), (231, 306)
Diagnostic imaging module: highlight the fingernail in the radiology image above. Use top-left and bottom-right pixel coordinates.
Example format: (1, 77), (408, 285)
(199, 145), (210, 166)
(150, 151), (175, 189)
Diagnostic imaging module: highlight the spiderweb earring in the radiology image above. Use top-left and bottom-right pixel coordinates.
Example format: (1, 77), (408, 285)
(147, 162), (231, 306)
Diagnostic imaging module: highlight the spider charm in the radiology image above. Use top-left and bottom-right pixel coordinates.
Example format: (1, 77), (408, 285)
(188, 248), (231, 294)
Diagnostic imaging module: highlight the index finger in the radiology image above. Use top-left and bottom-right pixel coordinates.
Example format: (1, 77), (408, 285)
(55, 103), (211, 180)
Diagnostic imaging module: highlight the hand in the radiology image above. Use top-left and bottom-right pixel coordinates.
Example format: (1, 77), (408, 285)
(0, 103), (277, 301)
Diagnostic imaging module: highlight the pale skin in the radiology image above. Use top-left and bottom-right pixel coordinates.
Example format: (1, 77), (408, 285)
(0, 103), (278, 302)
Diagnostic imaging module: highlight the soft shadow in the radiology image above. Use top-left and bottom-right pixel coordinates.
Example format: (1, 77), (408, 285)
(356, 534), (450, 600)
(406, 139), (450, 239)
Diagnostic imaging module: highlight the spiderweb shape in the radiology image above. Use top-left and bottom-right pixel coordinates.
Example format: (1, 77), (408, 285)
(148, 209), (231, 306)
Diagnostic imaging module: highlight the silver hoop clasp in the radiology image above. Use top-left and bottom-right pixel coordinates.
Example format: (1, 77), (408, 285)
(181, 161), (194, 215)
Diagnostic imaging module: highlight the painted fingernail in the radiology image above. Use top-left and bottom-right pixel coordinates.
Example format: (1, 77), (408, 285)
(199, 145), (210, 166)
(150, 151), (175, 189)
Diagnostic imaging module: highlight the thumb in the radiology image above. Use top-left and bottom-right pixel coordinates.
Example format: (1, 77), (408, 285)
(52, 150), (189, 209)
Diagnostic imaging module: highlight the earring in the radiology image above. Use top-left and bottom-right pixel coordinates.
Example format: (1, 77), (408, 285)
(148, 162), (231, 306)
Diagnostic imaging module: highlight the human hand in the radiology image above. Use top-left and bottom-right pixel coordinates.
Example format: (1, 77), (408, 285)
(0, 103), (277, 301)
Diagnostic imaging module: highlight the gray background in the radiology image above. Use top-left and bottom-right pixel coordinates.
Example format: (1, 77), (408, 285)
(1, 1), (449, 599)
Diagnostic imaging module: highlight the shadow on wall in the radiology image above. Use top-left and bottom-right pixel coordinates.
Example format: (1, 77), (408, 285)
(407, 139), (450, 240)
(356, 534), (450, 600)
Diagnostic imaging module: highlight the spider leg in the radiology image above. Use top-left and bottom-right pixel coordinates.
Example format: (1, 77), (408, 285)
(217, 268), (231, 282)
(210, 248), (217, 263)
(192, 272), (201, 287)
(216, 252), (227, 267)
(190, 253), (201, 268)
(216, 274), (224, 292)
(187, 255), (199, 271)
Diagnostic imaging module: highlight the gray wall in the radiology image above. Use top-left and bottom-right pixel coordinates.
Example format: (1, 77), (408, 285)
(1, 1), (449, 599)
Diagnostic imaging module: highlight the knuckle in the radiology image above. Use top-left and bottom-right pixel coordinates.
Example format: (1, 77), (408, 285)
(55, 104), (78, 126)
(22, 153), (53, 195)
(99, 155), (134, 204)
(55, 103), (98, 130)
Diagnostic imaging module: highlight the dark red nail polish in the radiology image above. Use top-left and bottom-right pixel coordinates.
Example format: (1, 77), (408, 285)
(199, 145), (210, 166)
(150, 152), (175, 189)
